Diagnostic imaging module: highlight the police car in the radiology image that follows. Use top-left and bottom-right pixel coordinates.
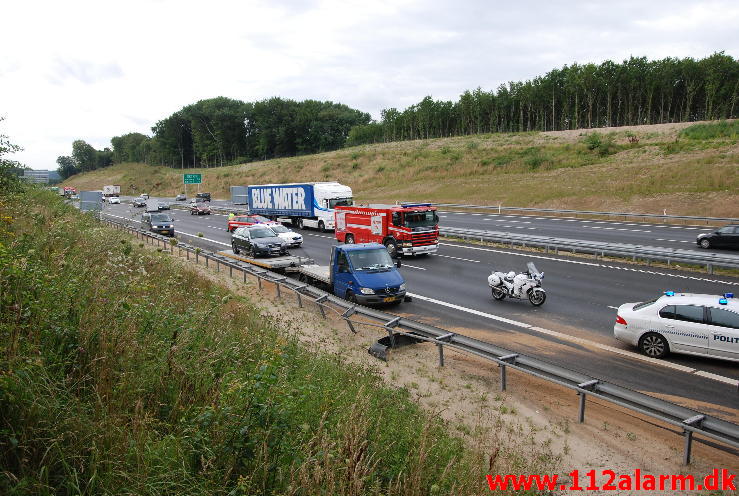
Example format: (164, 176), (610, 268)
(614, 292), (738, 362)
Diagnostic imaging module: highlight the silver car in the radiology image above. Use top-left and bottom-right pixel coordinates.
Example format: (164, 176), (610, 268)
(614, 292), (738, 362)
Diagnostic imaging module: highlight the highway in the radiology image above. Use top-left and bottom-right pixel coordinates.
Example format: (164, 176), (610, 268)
(154, 196), (736, 252)
(101, 199), (739, 415)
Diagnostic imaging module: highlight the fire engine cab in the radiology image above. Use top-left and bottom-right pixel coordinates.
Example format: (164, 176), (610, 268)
(335, 203), (439, 257)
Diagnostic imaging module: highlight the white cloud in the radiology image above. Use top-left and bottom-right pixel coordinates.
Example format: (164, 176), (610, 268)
(1, 0), (736, 169)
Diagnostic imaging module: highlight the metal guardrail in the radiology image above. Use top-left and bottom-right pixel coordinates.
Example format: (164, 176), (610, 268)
(100, 214), (739, 465)
(432, 203), (739, 225)
(440, 226), (739, 274)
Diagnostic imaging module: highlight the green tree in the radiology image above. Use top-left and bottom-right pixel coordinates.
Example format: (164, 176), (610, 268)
(56, 155), (78, 179)
(0, 117), (25, 193)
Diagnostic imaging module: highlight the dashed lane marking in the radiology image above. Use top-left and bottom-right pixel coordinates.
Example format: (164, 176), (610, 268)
(439, 242), (739, 285)
(435, 254), (481, 263)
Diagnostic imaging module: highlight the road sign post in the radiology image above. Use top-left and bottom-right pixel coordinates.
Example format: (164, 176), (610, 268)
(184, 174), (202, 199)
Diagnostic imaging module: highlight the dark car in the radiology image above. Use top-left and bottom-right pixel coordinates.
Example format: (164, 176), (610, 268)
(196, 192), (211, 202)
(190, 202), (211, 215)
(157, 201), (170, 210)
(697, 225), (739, 249)
(231, 225), (287, 257)
(175, 194), (186, 201)
(132, 197), (146, 207)
(142, 212), (175, 236)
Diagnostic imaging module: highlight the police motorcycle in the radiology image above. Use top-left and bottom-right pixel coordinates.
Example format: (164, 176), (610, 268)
(487, 262), (546, 306)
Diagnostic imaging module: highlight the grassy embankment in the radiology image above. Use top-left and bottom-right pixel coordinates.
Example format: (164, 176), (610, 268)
(0, 189), (559, 495)
(65, 120), (739, 217)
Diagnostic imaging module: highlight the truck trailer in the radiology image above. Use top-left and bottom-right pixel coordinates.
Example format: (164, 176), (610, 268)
(102, 185), (121, 197)
(335, 203), (439, 257)
(246, 182), (353, 232)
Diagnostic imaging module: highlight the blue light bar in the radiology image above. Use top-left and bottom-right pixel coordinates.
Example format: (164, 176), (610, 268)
(725, 293), (734, 299)
(664, 291), (675, 296)
(400, 203), (432, 208)
(719, 298), (728, 305)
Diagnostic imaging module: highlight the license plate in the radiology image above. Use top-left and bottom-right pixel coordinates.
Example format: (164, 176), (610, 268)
(383, 297), (396, 303)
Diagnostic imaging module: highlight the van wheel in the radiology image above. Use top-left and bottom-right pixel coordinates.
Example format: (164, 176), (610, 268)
(699, 238), (711, 249)
(345, 234), (355, 244)
(318, 221), (326, 232)
(639, 333), (669, 358)
(346, 290), (358, 304)
(297, 218), (305, 230)
(384, 239), (399, 257)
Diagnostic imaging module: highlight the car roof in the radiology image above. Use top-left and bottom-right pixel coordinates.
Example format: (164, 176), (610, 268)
(339, 243), (386, 252)
(655, 293), (738, 310)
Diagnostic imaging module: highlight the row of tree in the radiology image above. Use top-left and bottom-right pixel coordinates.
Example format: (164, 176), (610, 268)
(58, 53), (739, 177)
(346, 53), (739, 145)
(56, 140), (113, 179)
(110, 97), (371, 169)
(57, 97), (370, 176)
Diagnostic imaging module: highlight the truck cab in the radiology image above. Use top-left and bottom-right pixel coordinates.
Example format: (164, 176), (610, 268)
(329, 243), (406, 305)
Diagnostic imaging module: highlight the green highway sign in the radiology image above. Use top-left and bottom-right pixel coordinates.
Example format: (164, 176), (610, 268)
(183, 173), (202, 184)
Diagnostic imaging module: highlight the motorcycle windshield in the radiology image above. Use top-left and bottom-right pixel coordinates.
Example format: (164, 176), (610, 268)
(526, 262), (541, 277)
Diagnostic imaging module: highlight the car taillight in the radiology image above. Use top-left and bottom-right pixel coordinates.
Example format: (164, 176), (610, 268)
(615, 315), (627, 325)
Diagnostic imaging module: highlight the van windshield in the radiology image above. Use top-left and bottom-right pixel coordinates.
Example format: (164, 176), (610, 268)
(404, 210), (438, 228)
(347, 249), (394, 271)
(328, 197), (353, 208)
(150, 214), (172, 223)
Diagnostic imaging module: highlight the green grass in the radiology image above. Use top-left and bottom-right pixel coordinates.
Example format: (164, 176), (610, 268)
(680, 120), (739, 140)
(0, 189), (560, 495)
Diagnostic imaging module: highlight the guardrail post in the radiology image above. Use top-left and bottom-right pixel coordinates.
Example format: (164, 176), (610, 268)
(216, 260), (220, 272)
(257, 275), (262, 289)
(314, 295), (328, 318)
(342, 307), (357, 333)
(681, 415), (705, 465)
(576, 380), (599, 423)
(707, 263), (713, 275)
(497, 354), (518, 391)
(229, 265), (233, 277)
(242, 268), (247, 283)
(384, 317), (401, 348)
(435, 332), (454, 367)
(293, 285), (308, 308)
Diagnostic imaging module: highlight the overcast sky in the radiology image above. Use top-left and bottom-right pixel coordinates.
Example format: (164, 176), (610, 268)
(2, 0), (737, 170)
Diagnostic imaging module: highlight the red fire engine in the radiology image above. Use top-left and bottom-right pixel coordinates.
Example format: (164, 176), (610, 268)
(334, 203), (439, 257)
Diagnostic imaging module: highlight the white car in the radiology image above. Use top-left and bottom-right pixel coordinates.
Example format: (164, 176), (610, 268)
(267, 223), (303, 247)
(108, 197), (121, 204)
(614, 292), (738, 362)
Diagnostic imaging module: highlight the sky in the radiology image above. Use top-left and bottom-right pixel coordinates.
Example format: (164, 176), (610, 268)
(2, 0), (738, 170)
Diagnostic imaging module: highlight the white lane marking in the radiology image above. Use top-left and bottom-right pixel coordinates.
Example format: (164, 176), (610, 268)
(694, 370), (739, 387)
(304, 233), (333, 239)
(565, 219), (577, 222)
(105, 213), (141, 223)
(436, 254), (481, 263)
(408, 293), (701, 375)
(471, 213), (483, 216)
(177, 231), (230, 246)
(594, 221), (606, 224)
(580, 220), (592, 223)
(607, 305), (619, 309)
(402, 264), (426, 270)
(439, 242), (739, 285)
(440, 215), (448, 218)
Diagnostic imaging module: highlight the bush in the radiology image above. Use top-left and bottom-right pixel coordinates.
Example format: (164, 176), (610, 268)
(582, 132), (617, 157)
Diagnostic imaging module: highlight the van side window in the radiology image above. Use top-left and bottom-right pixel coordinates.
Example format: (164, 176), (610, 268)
(673, 305), (705, 324)
(337, 252), (349, 272)
(392, 212), (402, 227)
(658, 305), (675, 319)
(708, 308), (739, 330)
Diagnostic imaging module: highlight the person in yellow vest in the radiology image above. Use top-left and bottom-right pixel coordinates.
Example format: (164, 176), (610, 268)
(228, 212), (235, 220)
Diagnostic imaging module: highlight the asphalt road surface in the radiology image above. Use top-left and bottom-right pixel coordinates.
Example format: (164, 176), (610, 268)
(102, 200), (739, 415)
(128, 195), (738, 253)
